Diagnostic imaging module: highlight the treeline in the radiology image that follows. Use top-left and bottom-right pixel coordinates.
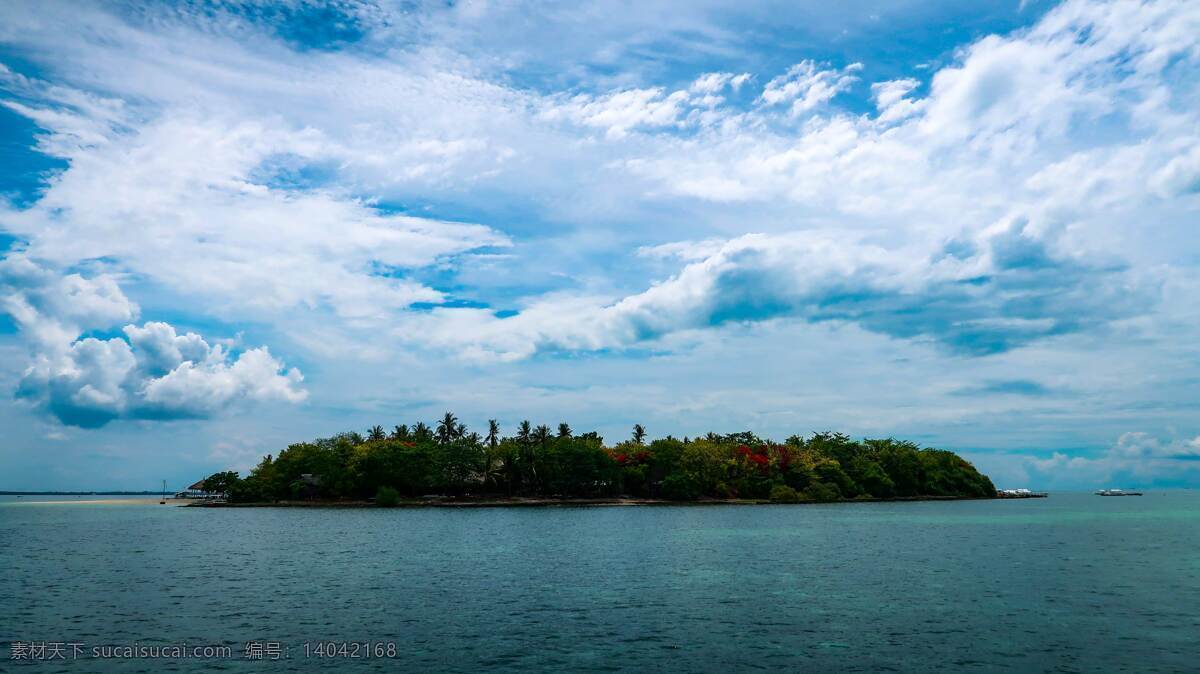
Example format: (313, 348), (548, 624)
(209, 414), (995, 504)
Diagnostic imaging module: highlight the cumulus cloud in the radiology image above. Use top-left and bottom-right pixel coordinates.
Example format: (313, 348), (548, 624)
(759, 61), (862, 115)
(1018, 432), (1200, 488)
(16, 322), (305, 428)
(622, 0), (1200, 222)
(1, 257), (305, 427)
(0, 100), (510, 321)
(540, 87), (694, 138)
(539, 69), (761, 139)
(690, 72), (752, 95)
(871, 78), (922, 123)
(3, 0), (1193, 361)
(0, 1), (1196, 399)
(1152, 144), (1200, 198)
(0, 255), (137, 347)
(541, 70), (757, 138)
(402, 220), (1149, 360)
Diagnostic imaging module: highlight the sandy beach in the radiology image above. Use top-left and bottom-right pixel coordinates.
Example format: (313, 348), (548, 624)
(5, 497), (192, 506)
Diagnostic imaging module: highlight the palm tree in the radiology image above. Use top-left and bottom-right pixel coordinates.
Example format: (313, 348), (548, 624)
(368, 425), (386, 442)
(455, 422), (467, 439)
(486, 420), (500, 449)
(390, 424), (410, 440)
(413, 422), (432, 442)
(517, 420), (534, 492)
(533, 424), (551, 448)
(557, 423), (572, 438)
(436, 412), (459, 445)
(632, 424), (647, 445)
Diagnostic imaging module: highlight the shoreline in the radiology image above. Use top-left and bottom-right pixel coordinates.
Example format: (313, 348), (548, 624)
(185, 494), (1000, 508)
(4, 497), (191, 506)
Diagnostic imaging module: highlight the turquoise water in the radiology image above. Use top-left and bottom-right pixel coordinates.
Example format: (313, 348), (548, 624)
(2, 493), (1199, 672)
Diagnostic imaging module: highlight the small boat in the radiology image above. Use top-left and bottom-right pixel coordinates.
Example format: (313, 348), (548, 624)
(997, 488), (1048, 498)
(1094, 488), (1143, 496)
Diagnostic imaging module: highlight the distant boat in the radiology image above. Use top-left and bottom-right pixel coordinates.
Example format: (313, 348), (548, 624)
(1095, 488), (1143, 496)
(997, 488), (1048, 498)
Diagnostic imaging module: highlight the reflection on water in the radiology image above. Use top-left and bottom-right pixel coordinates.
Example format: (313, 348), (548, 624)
(1, 492), (1198, 672)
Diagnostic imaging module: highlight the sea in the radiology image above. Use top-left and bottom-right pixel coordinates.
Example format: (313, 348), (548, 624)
(1, 492), (1198, 672)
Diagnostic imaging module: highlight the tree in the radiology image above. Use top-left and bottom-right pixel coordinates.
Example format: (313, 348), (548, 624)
(679, 438), (725, 495)
(375, 486), (400, 507)
(413, 422), (433, 442)
(438, 435), (484, 495)
(770, 484), (801, 503)
(632, 424), (646, 445)
(228, 423), (995, 504)
(494, 438), (521, 496)
(486, 420), (500, 449)
(516, 420), (535, 491)
(661, 473), (699, 500)
(436, 412), (460, 445)
(201, 470), (239, 497)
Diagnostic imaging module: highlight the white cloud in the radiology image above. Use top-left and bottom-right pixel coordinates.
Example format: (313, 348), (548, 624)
(15, 319), (306, 428)
(135, 333), (306, 416)
(1152, 143), (1200, 198)
(0, 106), (509, 321)
(1, 257), (305, 427)
(399, 221), (1147, 361)
(870, 78), (922, 123)
(690, 71), (751, 95)
(540, 87), (693, 138)
(1018, 432), (1200, 487)
(759, 60), (862, 115)
(0, 254), (138, 347)
(636, 238), (728, 261)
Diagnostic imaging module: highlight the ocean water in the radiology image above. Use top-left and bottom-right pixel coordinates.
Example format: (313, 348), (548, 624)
(1, 493), (1198, 672)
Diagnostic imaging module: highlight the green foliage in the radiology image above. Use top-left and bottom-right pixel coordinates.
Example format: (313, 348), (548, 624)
(802, 482), (842, 502)
(220, 415), (995, 504)
(769, 484), (801, 503)
(200, 470), (239, 496)
(815, 460), (858, 498)
(660, 473), (699, 501)
(632, 424), (647, 445)
(375, 486), (400, 507)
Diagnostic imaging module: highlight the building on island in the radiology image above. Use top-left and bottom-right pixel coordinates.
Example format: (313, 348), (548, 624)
(174, 479), (218, 499)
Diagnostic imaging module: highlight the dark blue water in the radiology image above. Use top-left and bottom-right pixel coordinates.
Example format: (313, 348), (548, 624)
(2, 493), (1199, 672)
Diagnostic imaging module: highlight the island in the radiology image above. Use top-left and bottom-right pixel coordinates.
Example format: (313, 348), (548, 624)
(193, 415), (996, 506)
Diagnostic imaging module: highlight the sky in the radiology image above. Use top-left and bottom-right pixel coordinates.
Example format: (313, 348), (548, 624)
(0, 0), (1198, 491)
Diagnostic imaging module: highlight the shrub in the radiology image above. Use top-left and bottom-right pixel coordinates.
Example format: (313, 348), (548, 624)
(802, 481), (841, 502)
(769, 484), (801, 503)
(660, 473), (699, 501)
(375, 486), (401, 507)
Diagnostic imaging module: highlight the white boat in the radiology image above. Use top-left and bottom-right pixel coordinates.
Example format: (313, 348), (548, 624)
(1094, 488), (1143, 496)
(997, 488), (1047, 498)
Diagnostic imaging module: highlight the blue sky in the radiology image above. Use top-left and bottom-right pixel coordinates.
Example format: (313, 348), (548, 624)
(1, 0), (1199, 491)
